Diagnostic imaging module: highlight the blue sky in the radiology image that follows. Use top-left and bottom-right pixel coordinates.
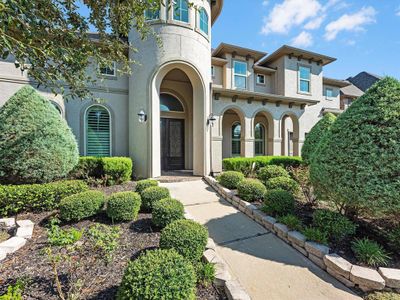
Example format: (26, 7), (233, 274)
(212, 0), (400, 80)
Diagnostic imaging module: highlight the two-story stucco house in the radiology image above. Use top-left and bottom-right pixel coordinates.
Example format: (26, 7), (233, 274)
(0, 0), (351, 179)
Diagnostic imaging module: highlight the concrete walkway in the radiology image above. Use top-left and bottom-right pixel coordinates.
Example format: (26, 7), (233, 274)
(161, 179), (361, 300)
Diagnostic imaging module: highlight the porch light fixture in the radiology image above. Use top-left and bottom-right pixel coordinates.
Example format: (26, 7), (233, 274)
(207, 113), (217, 127)
(138, 109), (147, 123)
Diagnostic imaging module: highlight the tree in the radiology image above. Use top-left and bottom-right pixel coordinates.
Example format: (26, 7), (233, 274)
(0, 0), (161, 100)
(301, 112), (336, 164)
(310, 77), (400, 217)
(0, 86), (79, 184)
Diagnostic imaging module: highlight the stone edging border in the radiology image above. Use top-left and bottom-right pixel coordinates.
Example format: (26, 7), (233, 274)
(183, 210), (251, 300)
(204, 176), (400, 293)
(0, 218), (34, 262)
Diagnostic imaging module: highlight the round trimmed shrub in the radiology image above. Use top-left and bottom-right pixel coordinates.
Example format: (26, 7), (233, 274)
(160, 219), (208, 262)
(262, 189), (295, 217)
(59, 190), (105, 222)
(310, 77), (400, 216)
(140, 186), (170, 211)
(135, 179), (159, 195)
(0, 85), (79, 184)
(106, 192), (141, 222)
(116, 249), (196, 300)
(257, 165), (289, 184)
(152, 198), (184, 228)
(265, 176), (299, 194)
(237, 178), (266, 202)
(217, 171), (244, 189)
(301, 112), (336, 164)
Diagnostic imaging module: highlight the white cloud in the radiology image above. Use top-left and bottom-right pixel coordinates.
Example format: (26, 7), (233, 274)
(262, 0), (269, 6)
(396, 6), (400, 16)
(304, 15), (326, 30)
(324, 6), (377, 41)
(261, 0), (322, 35)
(291, 31), (314, 47)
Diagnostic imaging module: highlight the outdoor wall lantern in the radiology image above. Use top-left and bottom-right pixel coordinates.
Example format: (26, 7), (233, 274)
(207, 113), (217, 127)
(138, 109), (147, 123)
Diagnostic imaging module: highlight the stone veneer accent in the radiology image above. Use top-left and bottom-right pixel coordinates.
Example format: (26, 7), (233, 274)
(204, 176), (399, 293)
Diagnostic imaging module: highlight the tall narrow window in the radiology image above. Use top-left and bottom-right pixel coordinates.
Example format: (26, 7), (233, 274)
(145, 8), (160, 20)
(254, 123), (265, 156)
(233, 61), (247, 89)
(174, 0), (189, 23)
(86, 105), (111, 157)
(299, 65), (311, 93)
(231, 122), (241, 156)
(199, 8), (208, 35)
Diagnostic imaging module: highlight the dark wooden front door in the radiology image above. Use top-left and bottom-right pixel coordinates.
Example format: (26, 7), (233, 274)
(161, 118), (185, 171)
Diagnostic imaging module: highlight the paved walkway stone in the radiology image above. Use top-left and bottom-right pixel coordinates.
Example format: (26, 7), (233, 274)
(161, 180), (361, 300)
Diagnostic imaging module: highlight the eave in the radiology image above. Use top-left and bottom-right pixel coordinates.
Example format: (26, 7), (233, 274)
(212, 43), (267, 61)
(211, 0), (224, 25)
(212, 57), (228, 66)
(323, 77), (351, 88)
(253, 65), (276, 75)
(322, 107), (344, 115)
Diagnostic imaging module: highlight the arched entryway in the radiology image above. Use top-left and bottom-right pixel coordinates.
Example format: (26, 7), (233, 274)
(252, 110), (274, 156)
(280, 113), (300, 156)
(220, 107), (245, 158)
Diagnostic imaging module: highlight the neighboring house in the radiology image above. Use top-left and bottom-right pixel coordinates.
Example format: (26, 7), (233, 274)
(347, 71), (382, 92)
(340, 83), (364, 110)
(0, 0), (351, 178)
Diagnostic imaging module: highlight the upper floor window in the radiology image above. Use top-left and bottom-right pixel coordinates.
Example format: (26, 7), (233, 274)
(299, 65), (311, 93)
(173, 0), (189, 23)
(145, 8), (160, 20)
(256, 74), (265, 85)
(199, 8), (209, 35)
(233, 61), (247, 89)
(232, 122), (241, 156)
(325, 88), (334, 99)
(99, 62), (116, 77)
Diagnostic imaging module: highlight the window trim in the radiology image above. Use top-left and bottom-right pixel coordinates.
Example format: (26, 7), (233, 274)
(198, 7), (209, 35)
(173, 0), (190, 23)
(231, 121), (241, 157)
(254, 123), (265, 156)
(233, 60), (248, 90)
(160, 92), (185, 113)
(256, 74), (266, 86)
(99, 61), (116, 77)
(84, 104), (112, 157)
(325, 87), (334, 100)
(298, 64), (311, 94)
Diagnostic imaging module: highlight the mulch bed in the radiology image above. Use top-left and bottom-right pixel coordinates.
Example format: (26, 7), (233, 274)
(0, 183), (226, 299)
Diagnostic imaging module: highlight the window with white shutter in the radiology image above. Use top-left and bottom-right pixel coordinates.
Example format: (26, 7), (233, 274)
(86, 105), (111, 157)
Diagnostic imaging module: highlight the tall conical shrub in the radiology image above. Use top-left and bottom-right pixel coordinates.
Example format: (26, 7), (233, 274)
(301, 112), (336, 164)
(310, 77), (400, 216)
(0, 86), (79, 184)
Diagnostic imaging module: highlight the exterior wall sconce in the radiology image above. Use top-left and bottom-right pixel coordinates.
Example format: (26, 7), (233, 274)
(138, 109), (147, 123)
(207, 113), (217, 127)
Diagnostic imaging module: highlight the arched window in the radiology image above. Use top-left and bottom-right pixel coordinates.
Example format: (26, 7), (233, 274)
(231, 122), (241, 156)
(173, 0), (189, 23)
(199, 8), (208, 35)
(50, 101), (62, 115)
(160, 93), (184, 112)
(254, 123), (265, 156)
(86, 105), (111, 157)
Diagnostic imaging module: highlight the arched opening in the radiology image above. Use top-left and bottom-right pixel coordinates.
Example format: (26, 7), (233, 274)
(221, 108), (245, 158)
(199, 8), (209, 35)
(85, 105), (111, 157)
(253, 110), (274, 155)
(281, 113), (300, 156)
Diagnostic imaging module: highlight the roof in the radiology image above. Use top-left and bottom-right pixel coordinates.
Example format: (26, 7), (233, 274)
(211, 0), (224, 25)
(340, 84), (364, 98)
(212, 43), (267, 61)
(322, 107), (344, 115)
(258, 45), (336, 66)
(323, 77), (351, 88)
(347, 71), (382, 92)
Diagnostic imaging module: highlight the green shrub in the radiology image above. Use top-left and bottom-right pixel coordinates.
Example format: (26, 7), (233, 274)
(265, 176), (300, 194)
(0, 180), (88, 216)
(217, 171), (244, 189)
(140, 186), (170, 211)
(87, 224), (121, 262)
(277, 214), (303, 231)
(106, 192), (141, 222)
(160, 219), (208, 262)
(237, 179), (266, 202)
(352, 238), (391, 267)
(152, 198), (184, 228)
(303, 227), (328, 245)
(223, 156), (302, 176)
(366, 292), (400, 300)
(310, 78), (400, 217)
(301, 113), (336, 164)
(0, 86), (79, 184)
(194, 262), (215, 286)
(388, 226), (400, 251)
(312, 210), (357, 244)
(47, 220), (83, 246)
(71, 157), (133, 186)
(262, 189), (295, 217)
(59, 191), (105, 222)
(135, 179), (159, 195)
(117, 249), (196, 300)
(257, 165), (290, 184)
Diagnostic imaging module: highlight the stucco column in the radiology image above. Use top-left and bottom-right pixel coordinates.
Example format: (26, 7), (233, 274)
(272, 118), (282, 156)
(243, 116), (254, 157)
(211, 115), (223, 173)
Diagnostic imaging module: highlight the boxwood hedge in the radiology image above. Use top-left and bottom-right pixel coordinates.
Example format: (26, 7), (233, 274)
(59, 190), (105, 222)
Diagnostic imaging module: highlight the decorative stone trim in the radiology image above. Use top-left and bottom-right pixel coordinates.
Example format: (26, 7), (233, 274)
(0, 218), (34, 262)
(204, 176), (397, 293)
